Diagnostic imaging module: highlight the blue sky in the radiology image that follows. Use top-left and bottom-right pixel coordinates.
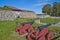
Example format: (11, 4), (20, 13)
(0, 0), (60, 14)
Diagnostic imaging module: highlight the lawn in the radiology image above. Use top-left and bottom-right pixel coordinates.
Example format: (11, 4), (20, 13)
(40, 18), (60, 40)
(40, 18), (60, 24)
(0, 18), (60, 40)
(0, 18), (41, 40)
(48, 26), (60, 40)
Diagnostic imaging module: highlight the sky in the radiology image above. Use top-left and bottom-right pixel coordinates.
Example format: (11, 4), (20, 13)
(0, 0), (60, 14)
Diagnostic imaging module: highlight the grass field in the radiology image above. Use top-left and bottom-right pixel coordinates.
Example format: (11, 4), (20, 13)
(48, 26), (60, 40)
(0, 18), (41, 40)
(40, 18), (60, 24)
(40, 18), (60, 40)
(0, 18), (60, 40)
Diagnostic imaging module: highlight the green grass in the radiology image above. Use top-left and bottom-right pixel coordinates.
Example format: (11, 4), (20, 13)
(40, 18), (60, 40)
(48, 26), (60, 33)
(40, 18), (60, 24)
(0, 18), (60, 40)
(0, 18), (41, 40)
(48, 26), (60, 40)
(0, 7), (12, 10)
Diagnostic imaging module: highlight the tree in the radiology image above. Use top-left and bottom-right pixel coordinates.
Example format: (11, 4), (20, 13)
(58, 3), (60, 16)
(52, 2), (60, 17)
(42, 4), (51, 15)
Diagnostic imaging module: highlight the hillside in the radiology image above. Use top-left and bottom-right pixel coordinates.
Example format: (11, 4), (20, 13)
(0, 6), (21, 11)
(0, 6), (34, 12)
(0, 7), (12, 10)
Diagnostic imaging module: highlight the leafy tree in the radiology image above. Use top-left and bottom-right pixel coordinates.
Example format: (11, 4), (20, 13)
(42, 4), (51, 15)
(52, 2), (60, 17)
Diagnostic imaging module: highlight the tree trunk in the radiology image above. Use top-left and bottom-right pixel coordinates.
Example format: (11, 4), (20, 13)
(54, 13), (55, 17)
(46, 12), (47, 15)
(50, 12), (51, 16)
(57, 10), (58, 17)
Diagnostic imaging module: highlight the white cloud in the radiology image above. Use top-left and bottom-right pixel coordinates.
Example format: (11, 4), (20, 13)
(33, 0), (51, 7)
(37, 0), (51, 3)
(34, 3), (48, 7)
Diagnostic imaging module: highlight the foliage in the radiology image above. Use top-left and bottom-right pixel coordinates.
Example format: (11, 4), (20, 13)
(42, 4), (51, 15)
(42, 2), (60, 17)
(52, 2), (60, 17)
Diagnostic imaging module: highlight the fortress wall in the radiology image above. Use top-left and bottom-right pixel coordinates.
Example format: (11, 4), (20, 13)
(0, 10), (37, 20)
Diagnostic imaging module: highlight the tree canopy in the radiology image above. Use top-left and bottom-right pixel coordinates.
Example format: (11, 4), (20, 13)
(42, 2), (60, 17)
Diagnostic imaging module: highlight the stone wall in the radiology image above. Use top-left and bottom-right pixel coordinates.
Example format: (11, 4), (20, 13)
(0, 11), (18, 20)
(0, 10), (37, 20)
(37, 14), (50, 18)
(21, 11), (37, 18)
